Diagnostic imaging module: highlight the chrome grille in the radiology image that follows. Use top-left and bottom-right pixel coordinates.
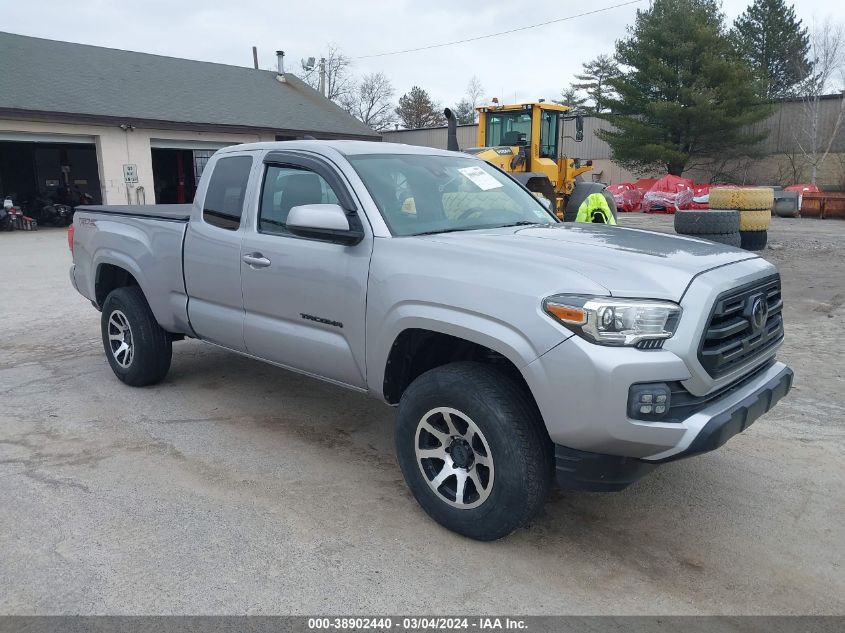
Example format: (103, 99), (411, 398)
(698, 275), (783, 378)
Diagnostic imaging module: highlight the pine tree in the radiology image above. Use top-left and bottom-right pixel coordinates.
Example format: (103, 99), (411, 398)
(395, 86), (445, 129)
(451, 99), (476, 125)
(598, 0), (771, 175)
(556, 87), (587, 113)
(733, 0), (810, 98)
(573, 55), (619, 113)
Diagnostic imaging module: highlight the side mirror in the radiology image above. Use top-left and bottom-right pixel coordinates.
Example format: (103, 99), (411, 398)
(286, 203), (364, 245)
(575, 115), (584, 142)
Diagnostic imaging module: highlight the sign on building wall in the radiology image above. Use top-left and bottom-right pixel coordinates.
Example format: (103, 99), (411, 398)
(123, 163), (138, 184)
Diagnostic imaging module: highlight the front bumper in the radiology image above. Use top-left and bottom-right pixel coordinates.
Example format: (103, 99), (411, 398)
(525, 259), (785, 458)
(554, 364), (793, 491)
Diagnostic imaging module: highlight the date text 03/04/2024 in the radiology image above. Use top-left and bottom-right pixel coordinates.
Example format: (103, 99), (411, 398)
(307, 617), (528, 630)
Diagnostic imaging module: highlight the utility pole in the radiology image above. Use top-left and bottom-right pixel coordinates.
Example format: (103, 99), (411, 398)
(318, 57), (326, 97)
(252, 46), (258, 70)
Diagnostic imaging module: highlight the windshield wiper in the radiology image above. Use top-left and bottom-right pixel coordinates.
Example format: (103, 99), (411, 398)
(415, 226), (488, 236)
(416, 221), (544, 236)
(494, 221), (541, 228)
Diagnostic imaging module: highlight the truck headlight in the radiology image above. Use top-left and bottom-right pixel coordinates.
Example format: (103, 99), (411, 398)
(543, 295), (682, 347)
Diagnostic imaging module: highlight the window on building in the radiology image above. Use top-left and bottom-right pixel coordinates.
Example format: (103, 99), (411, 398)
(193, 150), (216, 181)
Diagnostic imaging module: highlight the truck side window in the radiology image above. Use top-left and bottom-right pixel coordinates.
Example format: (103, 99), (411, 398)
(259, 165), (340, 235)
(202, 156), (253, 230)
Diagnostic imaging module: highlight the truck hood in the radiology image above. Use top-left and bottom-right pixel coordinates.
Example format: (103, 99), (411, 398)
(419, 223), (758, 301)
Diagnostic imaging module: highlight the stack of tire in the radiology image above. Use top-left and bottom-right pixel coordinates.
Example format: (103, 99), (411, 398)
(708, 187), (774, 251)
(673, 209), (742, 247)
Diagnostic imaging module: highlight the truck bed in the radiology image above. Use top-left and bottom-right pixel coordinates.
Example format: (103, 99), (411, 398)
(71, 205), (192, 335)
(76, 204), (192, 222)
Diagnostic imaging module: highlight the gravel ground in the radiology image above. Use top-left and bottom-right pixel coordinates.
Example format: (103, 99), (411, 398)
(1, 216), (843, 615)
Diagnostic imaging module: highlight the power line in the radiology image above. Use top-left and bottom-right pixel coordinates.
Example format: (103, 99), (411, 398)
(353, 0), (644, 59)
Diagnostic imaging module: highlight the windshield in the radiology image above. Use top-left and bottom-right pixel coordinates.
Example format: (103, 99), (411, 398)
(347, 154), (557, 237)
(486, 111), (532, 146)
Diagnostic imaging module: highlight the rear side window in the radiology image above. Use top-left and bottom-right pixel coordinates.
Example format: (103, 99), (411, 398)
(202, 156), (253, 230)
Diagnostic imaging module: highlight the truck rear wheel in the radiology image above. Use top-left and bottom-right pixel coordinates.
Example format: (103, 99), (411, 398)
(394, 362), (552, 541)
(101, 286), (172, 387)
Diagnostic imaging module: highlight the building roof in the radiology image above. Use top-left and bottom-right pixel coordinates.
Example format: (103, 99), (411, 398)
(0, 32), (379, 139)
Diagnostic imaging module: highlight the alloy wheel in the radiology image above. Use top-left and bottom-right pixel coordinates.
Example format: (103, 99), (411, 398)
(414, 407), (494, 509)
(107, 309), (134, 368)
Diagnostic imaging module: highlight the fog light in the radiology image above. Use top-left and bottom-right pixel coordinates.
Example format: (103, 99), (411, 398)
(628, 383), (671, 421)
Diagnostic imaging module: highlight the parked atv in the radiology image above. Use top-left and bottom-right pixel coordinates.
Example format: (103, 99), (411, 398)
(28, 195), (73, 227)
(2, 196), (23, 231)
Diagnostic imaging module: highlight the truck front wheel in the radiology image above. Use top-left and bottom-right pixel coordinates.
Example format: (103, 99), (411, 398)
(101, 286), (172, 387)
(395, 362), (552, 541)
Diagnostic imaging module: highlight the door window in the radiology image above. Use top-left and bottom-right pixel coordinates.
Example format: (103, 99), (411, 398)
(539, 110), (559, 158)
(202, 155), (253, 230)
(259, 165), (341, 235)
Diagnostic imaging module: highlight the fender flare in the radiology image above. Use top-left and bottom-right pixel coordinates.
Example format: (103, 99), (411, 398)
(91, 250), (149, 308)
(367, 302), (565, 400)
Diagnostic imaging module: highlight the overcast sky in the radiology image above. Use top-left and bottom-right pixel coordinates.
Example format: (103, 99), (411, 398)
(2, 0), (842, 108)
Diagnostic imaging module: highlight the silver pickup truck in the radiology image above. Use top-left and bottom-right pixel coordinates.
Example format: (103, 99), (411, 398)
(70, 141), (793, 540)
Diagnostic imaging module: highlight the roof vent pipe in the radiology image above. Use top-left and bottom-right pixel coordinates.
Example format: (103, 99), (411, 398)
(276, 51), (286, 82)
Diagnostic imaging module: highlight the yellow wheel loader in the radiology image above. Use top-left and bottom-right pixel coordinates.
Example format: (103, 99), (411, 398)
(444, 102), (616, 221)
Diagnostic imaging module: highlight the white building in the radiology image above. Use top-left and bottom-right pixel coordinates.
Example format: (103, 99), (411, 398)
(0, 32), (379, 206)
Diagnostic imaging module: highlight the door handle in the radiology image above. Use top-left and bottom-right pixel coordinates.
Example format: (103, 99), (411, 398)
(242, 253), (271, 268)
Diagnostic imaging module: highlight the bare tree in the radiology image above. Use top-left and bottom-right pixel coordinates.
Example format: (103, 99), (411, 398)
(341, 72), (397, 132)
(775, 149), (808, 185)
(795, 19), (845, 184)
(465, 76), (485, 121)
(299, 44), (354, 103)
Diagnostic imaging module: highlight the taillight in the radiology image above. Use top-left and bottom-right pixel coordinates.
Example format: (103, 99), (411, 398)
(67, 224), (75, 253)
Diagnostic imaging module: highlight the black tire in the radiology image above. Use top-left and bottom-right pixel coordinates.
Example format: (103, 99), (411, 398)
(740, 230), (768, 251)
(564, 182), (617, 222)
(395, 362), (552, 541)
(674, 209), (740, 235)
(101, 286), (172, 387)
(695, 232), (742, 247)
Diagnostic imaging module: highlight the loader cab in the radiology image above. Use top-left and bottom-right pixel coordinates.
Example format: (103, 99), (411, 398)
(478, 103), (565, 160)
(473, 101), (592, 214)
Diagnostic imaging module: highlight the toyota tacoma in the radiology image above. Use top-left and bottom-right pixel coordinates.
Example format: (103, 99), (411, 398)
(69, 141), (793, 540)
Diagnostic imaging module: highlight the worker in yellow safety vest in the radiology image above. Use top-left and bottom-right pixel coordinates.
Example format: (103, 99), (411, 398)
(575, 192), (617, 225)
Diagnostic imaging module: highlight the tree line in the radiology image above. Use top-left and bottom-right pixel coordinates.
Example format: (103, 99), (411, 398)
(553, 0), (844, 181)
(297, 46), (486, 131)
(303, 0), (844, 183)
